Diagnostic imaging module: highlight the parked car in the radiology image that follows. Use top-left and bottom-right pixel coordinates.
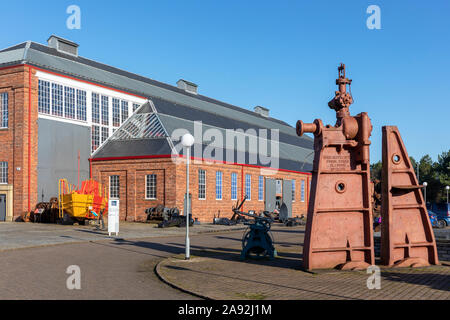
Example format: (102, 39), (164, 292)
(426, 203), (450, 228)
(428, 210), (439, 228)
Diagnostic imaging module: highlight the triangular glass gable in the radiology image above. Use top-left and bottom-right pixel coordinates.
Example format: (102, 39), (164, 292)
(110, 112), (168, 140)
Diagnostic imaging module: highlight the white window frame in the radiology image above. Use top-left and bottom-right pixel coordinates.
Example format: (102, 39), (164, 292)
(109, 175), (120, 199)
(245, 174), (251, 201)
(216, 171), (223, 200)
(198, 169), (206, 200)
(145, 174), (157, 200)
(292, 180), (296, 202)
(301, 179), (305, 202)
(0, 162), (8, 184)
(231, 172), (237, 201)
(38, 80), (50, 114)
(258, 176), (264, 201)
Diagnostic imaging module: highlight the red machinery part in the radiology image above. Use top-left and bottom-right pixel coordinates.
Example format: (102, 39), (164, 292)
(297, 64), (374, 271)
(380, 126), (439, 267)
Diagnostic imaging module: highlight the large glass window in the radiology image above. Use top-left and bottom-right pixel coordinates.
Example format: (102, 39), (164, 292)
(0, 93), (8, 128)
(101, 96), (109, 126)
(112, 98), (120, 127)
(146, 174), (157, 199)
(245, 174), (251, 200)
(216, 171), (222, 200)
(231, 172), (237, 200)
(121, 100), (128, 124)
(38, 80), (50, 114)
(92, 93), (100, 124)
(76, 89), (86, 121)
(198, 169), (206, 200)
(109, 175), (120, 199)
(51, 83), (63, 117)
(91, 125), (99, 153)
(301, 180), (305, 202)
(0, 162), (7, 184)
(258, 176), (264, 201)
(64, 86), (75, 119)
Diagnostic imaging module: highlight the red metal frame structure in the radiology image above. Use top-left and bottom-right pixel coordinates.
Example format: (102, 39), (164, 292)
(381, 126), (439, 267)
(296, 64), (374, 270)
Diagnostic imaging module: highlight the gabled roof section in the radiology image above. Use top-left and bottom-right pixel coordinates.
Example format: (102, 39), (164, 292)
(92, 100), (314, 172)
(0, 39), (314, 171)
(0, 39), (304, 134)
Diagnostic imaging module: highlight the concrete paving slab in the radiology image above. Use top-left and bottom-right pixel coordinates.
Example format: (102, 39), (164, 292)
(0, 222), (247, 251)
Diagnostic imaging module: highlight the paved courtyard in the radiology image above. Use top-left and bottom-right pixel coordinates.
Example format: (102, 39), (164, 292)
(0, 221), (246, 251)
(0, 222), (448, 300)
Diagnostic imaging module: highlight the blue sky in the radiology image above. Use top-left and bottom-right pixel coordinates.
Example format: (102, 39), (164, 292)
(1, 0), (449, 163)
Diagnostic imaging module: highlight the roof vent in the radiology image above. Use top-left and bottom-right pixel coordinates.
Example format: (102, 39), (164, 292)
(177, 79), (198, 95)
(254, 106), (269, 118)
(47, 35), (79, 57)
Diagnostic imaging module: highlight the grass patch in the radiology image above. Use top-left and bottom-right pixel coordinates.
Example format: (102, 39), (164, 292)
(234, 292), (267, 300)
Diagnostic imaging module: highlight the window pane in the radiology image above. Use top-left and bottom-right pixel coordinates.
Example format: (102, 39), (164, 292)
(231, 173), (237, 200)
(121, 100), (128, 124)
(101, 127), (109, 144)
(133, 103), (140, 112)
(51, 83), (63, 117)
(216, 171), (222, 200)
(64, 86), (75, 119)
(0, 162), (8, 184)
(198, 169), (206, 200)
(292, 180), (296, 201)
(0, 93), (8, 128)
(112, 98), (120, 127)
(245, 174), (251, 200)
(101, 96), (109, 126)
(76, 89), (86, 121)
(146, 174), (157, 199)
(92, 93), (100, 124)
(38, 80), (50, 114)
(110, 175), (120, 199)
(301, 180), (305, 202)
(91, 125), (99, 153)
(258, 176), (264, 201)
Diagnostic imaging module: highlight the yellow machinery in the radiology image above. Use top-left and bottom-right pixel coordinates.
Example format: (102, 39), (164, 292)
(58, 179), (108, 222)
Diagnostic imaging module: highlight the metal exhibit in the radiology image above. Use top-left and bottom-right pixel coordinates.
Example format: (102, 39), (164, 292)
(296, 64), (374, 271)
(296, 64), (439, 271)
(381, 126), (439, 267)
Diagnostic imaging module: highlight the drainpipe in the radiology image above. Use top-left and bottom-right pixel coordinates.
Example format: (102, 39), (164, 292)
(241, 166), (244, 212)
(27, 67), (32, 212)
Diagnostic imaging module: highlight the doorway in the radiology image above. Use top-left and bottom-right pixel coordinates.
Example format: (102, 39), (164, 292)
(0, 194), (6, 222)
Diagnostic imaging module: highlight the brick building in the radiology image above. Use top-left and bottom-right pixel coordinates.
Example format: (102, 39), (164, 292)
(0, 35), (313, 222)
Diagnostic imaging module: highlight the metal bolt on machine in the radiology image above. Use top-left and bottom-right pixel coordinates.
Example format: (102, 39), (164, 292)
(296, 64), (439, 271)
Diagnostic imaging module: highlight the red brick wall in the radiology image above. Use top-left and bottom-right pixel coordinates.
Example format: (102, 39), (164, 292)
(92, 157), (310, 223)
(91, 158), (177, 222)
(174, 159), (310, 222)
(0, 65), (38, 219)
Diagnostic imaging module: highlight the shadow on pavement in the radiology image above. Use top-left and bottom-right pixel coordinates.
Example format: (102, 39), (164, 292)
(162, 265), (360, 300)
(381, 271), (450, 292)
(105, 237), (304, 271)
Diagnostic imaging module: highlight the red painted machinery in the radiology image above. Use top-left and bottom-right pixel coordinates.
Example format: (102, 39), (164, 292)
(296, 64), (439, 271)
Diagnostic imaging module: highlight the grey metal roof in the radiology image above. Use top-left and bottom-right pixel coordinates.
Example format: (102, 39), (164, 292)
(0, 39), (314, 171)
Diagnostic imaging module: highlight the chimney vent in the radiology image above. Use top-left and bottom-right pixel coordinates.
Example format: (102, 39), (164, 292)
(47, 35), (79, 57)
(254, 106), (269, 118)
(177, 79), (198, 95)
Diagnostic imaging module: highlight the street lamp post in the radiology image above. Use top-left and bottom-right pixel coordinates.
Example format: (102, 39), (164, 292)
(181, 133), (194, 260)
(446, 185), (449, 204)
(423, 181), (428, 205)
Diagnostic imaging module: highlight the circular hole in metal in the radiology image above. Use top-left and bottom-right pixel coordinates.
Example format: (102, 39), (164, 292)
(336, 181), (346, 193)
(392, 154), (401, 164)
